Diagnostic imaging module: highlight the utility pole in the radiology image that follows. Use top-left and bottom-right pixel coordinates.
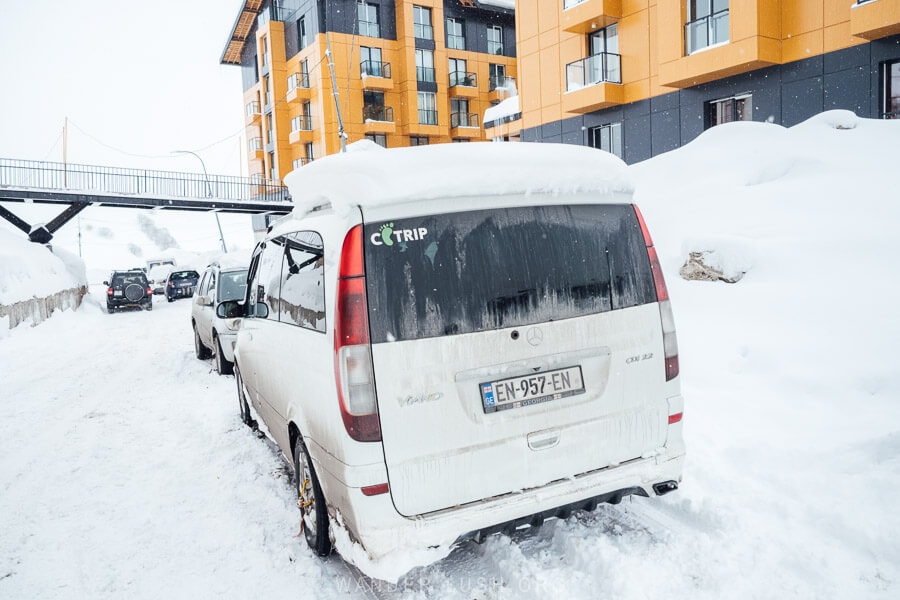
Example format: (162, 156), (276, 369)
(173, 149), (227, 254)
(325, 32), (347, 153)
(62, 116), (68, 188)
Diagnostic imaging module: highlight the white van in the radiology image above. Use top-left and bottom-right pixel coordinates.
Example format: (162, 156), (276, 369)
(224, 141), (685, 574)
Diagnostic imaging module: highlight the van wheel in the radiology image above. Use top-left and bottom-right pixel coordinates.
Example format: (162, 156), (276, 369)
(234, 365), (254, 428)
(294, 437), (331, 557)
(214, 336), (234, 375)
(194, 325), (211, 360)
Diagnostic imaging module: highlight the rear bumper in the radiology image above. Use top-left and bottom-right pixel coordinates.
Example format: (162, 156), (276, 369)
(316, 444), (685, 565)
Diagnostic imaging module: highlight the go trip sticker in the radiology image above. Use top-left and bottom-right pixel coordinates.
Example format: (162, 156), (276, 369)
(370, 222), (429, 247)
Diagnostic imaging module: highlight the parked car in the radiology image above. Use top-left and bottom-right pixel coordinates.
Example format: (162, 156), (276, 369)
(191, 261), (248, 375)
(221, 142), (685, 568)
(165, 269), (199, 302)
(104, 270), (153, 312)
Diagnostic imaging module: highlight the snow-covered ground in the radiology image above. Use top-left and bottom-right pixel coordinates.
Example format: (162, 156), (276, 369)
(1, 111), (899, 598)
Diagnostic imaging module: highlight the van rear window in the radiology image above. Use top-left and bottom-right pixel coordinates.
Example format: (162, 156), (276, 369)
(364, 204), (656, 343)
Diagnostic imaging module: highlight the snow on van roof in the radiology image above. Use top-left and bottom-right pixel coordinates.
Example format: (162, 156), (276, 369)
(282, 141), (632, 219)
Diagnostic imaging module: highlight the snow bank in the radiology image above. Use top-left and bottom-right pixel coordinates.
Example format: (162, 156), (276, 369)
(0, 229), (85, 305)
(283, 141), (632, 219)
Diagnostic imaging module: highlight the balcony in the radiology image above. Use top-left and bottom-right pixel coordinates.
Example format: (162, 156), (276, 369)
(566, 53), (621, 90)
(286, 72), (311, 102)
(248, 137), (264, 161)
(361, 60), (393, 90)
(851, 0), (900, 40)
(450, 111), (479, 128)
(289, 115), (315, 144)
(245, 101), (261, 123)
(363, 105), (395, 134)
(561, 0), (621, 34)
(563, 54), (623, 113)
(449, 71), (478, 98)
(685, 10), (730, 55)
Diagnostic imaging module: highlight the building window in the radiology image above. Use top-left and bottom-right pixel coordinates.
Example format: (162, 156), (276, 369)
(361, 46), (384, 77)
(297, 16), (308, 50)
(363, 91), (392, 122)
(447, 18), (465, 50)
(413, 6), (433, 40)
(706, 94), (751, 127)
(261, 36), (269, 67)
(451, 98), (477, 128)
(882, 59), (900, 119)
(265, 114), (273, 143)
(263, 75), (273, 109)
(358, 2), (380, 38)
(588, 24), (620, 83)
(366, 133), (387, 147)
(268, 151), (277, 179)
(686, 0), (729, 55)
(418, 92), (437, 125)
(489, 63), (507, 91)
(305, 142), (314, 162)
(588, 122), (623, 159)
(449, 58), (474, 87)
(410, 136), (429, 146)
(487, 25), (503, 55)
(416, 49), (435, 83)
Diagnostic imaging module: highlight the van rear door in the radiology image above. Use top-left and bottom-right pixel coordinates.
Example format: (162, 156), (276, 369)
(364, 200), (669, 516)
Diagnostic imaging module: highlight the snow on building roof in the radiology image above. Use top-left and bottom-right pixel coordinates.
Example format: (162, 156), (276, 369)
(282, 141), (632, 219)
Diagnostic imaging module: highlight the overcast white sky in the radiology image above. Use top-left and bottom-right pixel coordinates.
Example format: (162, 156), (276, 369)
(0, 0), (247, 176)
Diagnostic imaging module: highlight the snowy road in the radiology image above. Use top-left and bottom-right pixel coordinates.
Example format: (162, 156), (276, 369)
(3, 259), (899, 600)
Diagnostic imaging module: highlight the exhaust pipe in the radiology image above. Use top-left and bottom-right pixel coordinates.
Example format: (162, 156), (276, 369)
(652, 480), (678, 496)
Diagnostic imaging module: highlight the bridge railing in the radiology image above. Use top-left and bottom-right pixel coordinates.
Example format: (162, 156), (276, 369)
(0, 158), (291, 204)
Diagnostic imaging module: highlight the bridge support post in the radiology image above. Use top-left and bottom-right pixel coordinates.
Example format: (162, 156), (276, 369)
(0, 201), (90, 244)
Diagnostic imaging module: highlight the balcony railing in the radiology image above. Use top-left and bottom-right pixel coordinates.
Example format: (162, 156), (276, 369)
(449, 71), (477, 87)
(685, 9), (730, 55)
(416, 66), (436, 83)
(359, 20), (380, 38)
(363, 105), (394, 122)
(291, 115), (314, 132)
(287, 72), (310, 91)
(293, 157), (314, 169)
(565, 53), (621, 91)
(246, 101), (261, 117)
(414, 22), (434, 40)
(450, 112), (479, 128)
(418, 109), (438, 125)
(564, 0), (588, 8)
(249, 137), (263, 152)
(489, 75), (516, 92)
(361, 60), (391, 79)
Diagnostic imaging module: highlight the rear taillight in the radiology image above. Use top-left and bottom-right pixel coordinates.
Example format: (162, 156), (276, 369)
(107, 287), (113, 297)
(334, 225), (381, 442)
(146, 286), (153, 296)
(634, 205), (679, 381)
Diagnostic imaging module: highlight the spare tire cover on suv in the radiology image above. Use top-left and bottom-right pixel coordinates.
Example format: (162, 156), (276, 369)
(124, 284), (146, 302)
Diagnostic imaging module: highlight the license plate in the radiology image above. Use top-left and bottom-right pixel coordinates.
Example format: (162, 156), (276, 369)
(480, 366), (585, 414)
(114, 291), (123, 297)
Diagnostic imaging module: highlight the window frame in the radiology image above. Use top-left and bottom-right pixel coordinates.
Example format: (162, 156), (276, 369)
(446, 17), (466, 50)
(881, 59), (900, 119)
(487, 25), (503, 55)
(413, 5), (433, 40)
(357, 2), (380, 38)
(705, 93), (752, 128)
(588, 122), (624, 159)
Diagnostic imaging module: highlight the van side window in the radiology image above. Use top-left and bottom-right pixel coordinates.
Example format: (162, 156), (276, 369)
(278, 231), (326, 332)
(198, 271), (210, 297)
(250, 238), (286, 321)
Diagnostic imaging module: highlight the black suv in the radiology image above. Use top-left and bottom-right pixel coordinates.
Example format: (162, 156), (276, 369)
(105, 270), (153, 312)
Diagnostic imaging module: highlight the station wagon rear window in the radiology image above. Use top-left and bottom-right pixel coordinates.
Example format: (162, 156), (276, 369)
(364, 204), (656, 343)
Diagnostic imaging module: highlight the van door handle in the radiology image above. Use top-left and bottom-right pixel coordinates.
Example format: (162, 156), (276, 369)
(527, 429), (560, 451)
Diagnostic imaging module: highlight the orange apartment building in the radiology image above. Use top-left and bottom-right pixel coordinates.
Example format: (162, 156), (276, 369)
(221, 0), (517, 182)
(507, 0), (900, 162)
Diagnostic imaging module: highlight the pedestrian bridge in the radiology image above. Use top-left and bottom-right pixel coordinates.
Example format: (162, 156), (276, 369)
(0, 158), (293, 243)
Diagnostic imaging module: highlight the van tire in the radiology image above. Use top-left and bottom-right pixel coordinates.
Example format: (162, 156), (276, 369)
(293, 437), (331, 557)
(214, 336), (234, 375)
(194, 325), (212, 360)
